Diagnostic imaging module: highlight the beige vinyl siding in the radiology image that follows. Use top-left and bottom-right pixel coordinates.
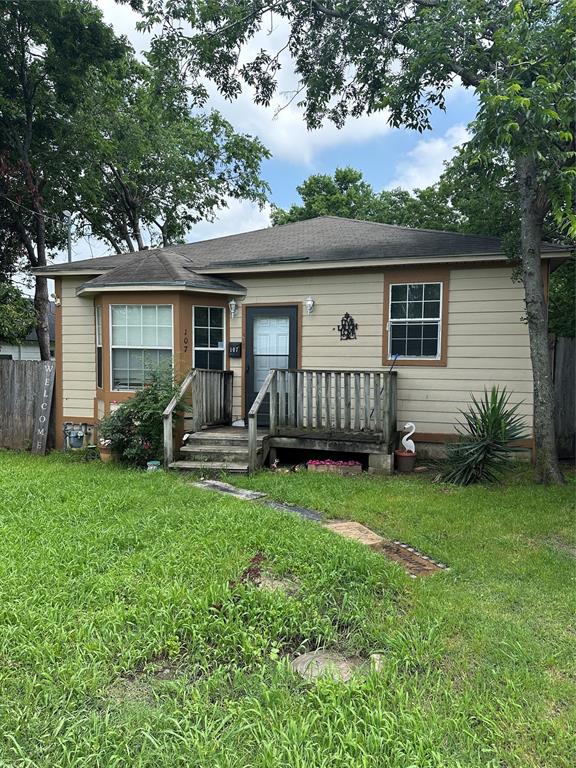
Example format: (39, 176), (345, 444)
(229, 266), (533, 434)
(61, 278), (96, 418)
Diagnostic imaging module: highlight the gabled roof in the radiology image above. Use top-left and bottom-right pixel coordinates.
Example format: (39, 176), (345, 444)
(35, 216), (570, 283)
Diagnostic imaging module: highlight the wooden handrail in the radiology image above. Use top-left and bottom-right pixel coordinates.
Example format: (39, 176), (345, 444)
(247, 369), (276, 472)
(163, 369), (233, 468)
(163, 370), (196, 467)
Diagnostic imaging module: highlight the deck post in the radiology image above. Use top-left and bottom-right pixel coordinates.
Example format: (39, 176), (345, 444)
(163, 414), (173, 468)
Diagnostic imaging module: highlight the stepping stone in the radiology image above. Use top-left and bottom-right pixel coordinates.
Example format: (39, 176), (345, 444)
(291, 650), (366, 682)
(193, 480), (267, 500)
(323, 521), (384, 549)
(379, 540), (447, 576)
(263, 500), (322, 522)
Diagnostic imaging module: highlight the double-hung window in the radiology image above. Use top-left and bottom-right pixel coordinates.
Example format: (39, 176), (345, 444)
(388, 282), (442, 359)
(95, 306), (103, 389)
(193, 306), (224, 370)
(110, 305), (173, 390)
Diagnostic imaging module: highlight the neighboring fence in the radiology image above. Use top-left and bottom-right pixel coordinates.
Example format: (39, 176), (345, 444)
(550, 335), (575, 459)
(0, 360), (56, 451)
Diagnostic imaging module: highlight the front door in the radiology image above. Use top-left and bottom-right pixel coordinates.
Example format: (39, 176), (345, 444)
(245, 306), (298, 425)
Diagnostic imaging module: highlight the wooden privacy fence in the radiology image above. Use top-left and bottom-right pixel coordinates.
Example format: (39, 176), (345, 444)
(248, 369), (398, 471)
(163, 368), (233, 466)
(0, 360), (56, 451)
(550, 335), (575, 458)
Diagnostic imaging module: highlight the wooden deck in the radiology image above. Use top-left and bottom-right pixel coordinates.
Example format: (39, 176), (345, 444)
(164, 368), (398, 474)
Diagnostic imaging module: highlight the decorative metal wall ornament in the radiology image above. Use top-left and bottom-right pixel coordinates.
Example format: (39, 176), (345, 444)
(337, 312), (358, 340)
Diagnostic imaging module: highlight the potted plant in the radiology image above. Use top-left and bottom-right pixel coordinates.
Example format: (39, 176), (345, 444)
(98, 437), (113, 463)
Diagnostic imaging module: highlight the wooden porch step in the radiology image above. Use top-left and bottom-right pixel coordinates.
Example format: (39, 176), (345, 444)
(170, 460), (250, 473)
(180, 445), (256, 462)
(185, 430), (265, 448)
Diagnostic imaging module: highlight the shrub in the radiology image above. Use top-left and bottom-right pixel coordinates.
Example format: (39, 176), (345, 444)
(437, 387), (528, 485)
(98, 368), (180, 467)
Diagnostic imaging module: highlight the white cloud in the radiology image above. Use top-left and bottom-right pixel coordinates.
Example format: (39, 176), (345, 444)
(386, 124), (470, 190)
(96, 0), (153, 54)
(96, 4), (393, 165)
(187, 200), (271, 241)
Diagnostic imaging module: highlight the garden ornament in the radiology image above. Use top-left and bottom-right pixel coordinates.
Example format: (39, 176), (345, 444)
(401, 423), (416, 453)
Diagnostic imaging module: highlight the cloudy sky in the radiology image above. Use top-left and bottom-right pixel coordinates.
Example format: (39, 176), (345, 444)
(69, 1), (477, 257)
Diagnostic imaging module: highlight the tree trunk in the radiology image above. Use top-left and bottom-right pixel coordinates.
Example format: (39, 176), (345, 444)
(516, 156), (564, 484)
(34, 275), (51, 360)
(32, 190), (51, 360)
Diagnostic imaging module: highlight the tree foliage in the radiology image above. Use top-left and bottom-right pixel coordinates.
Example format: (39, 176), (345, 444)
(0, 0), (125, 358)
(0, 283), (36, 346)
(72, 58), (270, 252)
(271, 167), (459, 230)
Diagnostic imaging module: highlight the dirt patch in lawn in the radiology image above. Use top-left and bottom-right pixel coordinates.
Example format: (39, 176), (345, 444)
(258, 571), (300, 596)
(546, 537), (576, 558)
(108, 657), (195, 705)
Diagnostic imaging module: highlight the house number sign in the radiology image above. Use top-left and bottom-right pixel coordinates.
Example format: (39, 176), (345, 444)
(31, 361), (55, 455)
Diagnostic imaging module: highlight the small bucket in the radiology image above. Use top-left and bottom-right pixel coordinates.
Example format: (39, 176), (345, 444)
(147, 460), (161, 472)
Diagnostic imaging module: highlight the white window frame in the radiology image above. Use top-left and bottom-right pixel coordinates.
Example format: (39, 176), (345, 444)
(387, 281), (443, 361)
(109, 304), (174, 392)
(192, 305), (226, 370)
(95, 306), (103, 389)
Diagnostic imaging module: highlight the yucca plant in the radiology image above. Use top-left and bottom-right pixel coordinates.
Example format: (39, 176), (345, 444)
(437, 387), (528, 485)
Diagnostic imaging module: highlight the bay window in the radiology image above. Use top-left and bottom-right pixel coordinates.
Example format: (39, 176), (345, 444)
(388, 282), (442, 359)
(110, 304), (173, 390)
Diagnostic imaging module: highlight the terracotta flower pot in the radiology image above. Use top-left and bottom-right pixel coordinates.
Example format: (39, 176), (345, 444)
(99, 447), (112, 463)
(394, 449), (417, 473)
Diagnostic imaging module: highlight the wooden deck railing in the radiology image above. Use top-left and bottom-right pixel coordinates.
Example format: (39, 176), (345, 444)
(163, 369), (233, 466)
(248, 368), (397, 472)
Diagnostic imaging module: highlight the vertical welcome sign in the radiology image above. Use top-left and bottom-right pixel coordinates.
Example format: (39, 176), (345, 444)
(31, 361), (56, 455)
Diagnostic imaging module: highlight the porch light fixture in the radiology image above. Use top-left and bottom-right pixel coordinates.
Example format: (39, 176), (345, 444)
(228, 298), (238, 318)
(305, 296), (315, 315)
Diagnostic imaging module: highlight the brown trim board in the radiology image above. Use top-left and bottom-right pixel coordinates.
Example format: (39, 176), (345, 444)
(382, 266), (450, 367)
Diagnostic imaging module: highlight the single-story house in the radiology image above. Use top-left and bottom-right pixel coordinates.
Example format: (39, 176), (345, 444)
(34, 216), (569, 471)
(0, 301), (55, 360)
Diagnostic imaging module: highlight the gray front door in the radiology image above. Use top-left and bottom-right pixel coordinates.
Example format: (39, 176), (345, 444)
(245, 306), (298, 425)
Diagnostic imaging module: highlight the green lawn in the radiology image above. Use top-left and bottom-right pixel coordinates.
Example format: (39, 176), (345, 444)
(0, 453), (574, 767)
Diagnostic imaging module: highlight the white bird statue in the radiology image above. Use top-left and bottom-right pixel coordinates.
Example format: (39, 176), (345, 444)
(401, 422), (416, 453)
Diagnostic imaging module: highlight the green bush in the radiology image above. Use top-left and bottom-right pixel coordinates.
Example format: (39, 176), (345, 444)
(437, 387), (528, 485)
(98, 368), (180, 467)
